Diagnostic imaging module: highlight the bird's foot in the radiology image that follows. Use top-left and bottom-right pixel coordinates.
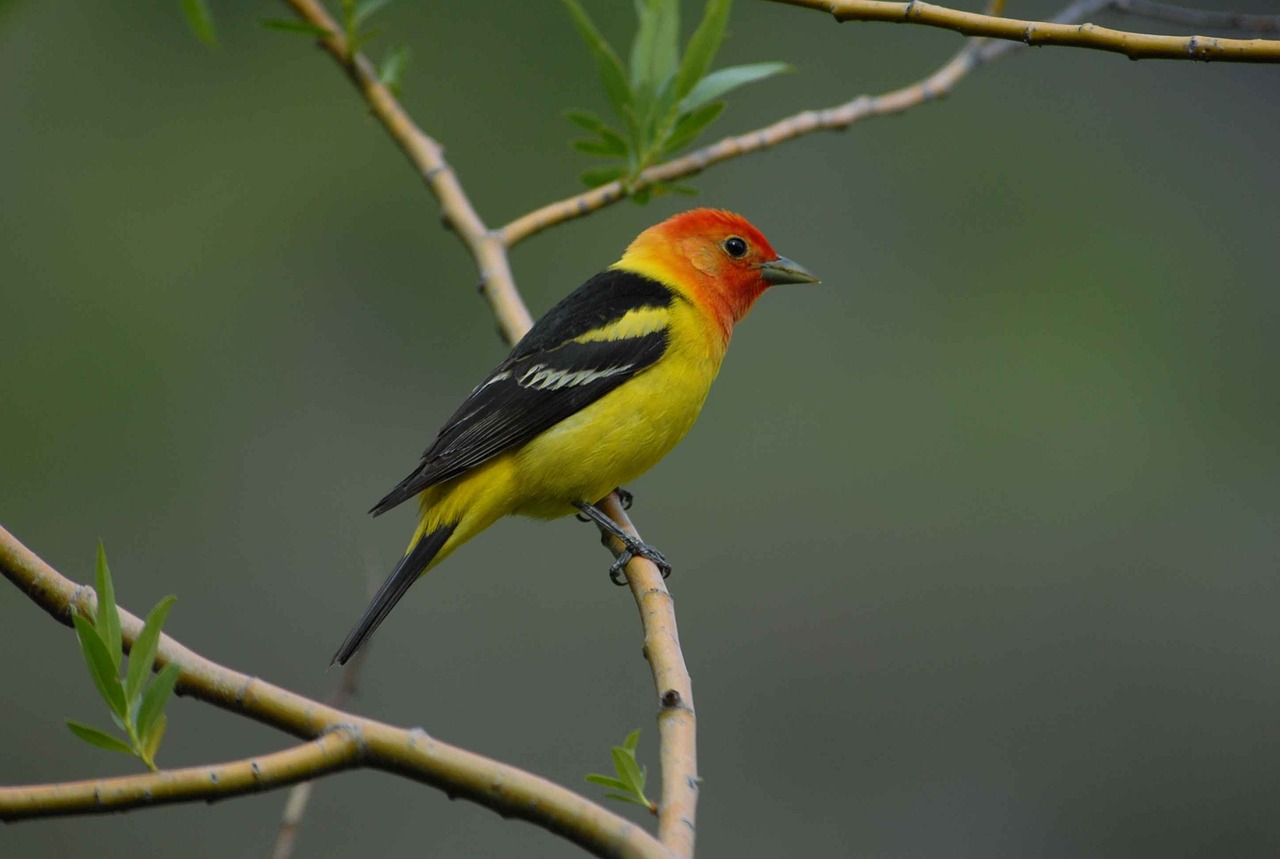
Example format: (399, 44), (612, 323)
(574, 500), (671, 585)
(608, 537), (671, 586)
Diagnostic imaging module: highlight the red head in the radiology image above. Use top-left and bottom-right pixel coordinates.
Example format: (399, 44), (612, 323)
(617, 209), (819, 343)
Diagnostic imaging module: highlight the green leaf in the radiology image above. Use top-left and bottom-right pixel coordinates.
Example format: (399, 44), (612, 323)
(573, 138), (627, 157)
(679, 62), (792, 114)
(630, 0), (679, 90)
(586, 774), (632, 791)
(622, 729), (641, 752)
(137, 664), (180, 740)
(630, 186), (652, 205)
(141, 713), (168, 770)
(73, 613), (127, 719)
(125, 595), (176, 706)
(660, 100), (724, 156)
(565, 109), (610, 133)
(94, 543), (122, 674)
(646, 72), (681, 143)
(340, 0), (357, 41)
(66, 720), (136, 757)
(674, 0), (731, 100)
(353, 0), (394, 28)
(379, 45), (411, 94)
(260, 18), (334, 38)
(612, 745), (644, 790)
(562, 0), (632, 121)
(580, 166), (627, 188)
(181, 0), (217, 47)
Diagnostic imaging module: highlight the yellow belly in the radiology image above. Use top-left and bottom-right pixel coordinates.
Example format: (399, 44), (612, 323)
(509, 359), (715, 517)
(510, 322), (722, 518)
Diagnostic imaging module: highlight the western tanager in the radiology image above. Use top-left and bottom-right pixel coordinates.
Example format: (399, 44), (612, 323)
(333, 208), (818, 664)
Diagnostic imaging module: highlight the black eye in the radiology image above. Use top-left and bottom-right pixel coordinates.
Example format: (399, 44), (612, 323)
(723, 236), (748, 258)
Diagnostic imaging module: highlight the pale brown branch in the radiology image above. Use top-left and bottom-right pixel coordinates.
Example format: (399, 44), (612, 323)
(500, 40), (994, 247)
(772, 0), (1280, 61)
(0, 525), (669, 859)
(591, 494), (698, 859)
(501, 0), (1274, 247)
(0, 732), (362, 820)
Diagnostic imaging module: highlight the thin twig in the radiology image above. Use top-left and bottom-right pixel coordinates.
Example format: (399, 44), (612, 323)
(1110, 0), (1280, 34)
(502, 0), (1269, 246)
(772, 0), (1280, 61)
(501, 39), (994, 247)
(0, 525), (669, 859)
(269, 644), (370, 859)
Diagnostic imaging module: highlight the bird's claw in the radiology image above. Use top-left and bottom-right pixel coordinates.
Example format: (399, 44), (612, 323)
(615, 488), (634, 510)
(608, 537), (672, 586)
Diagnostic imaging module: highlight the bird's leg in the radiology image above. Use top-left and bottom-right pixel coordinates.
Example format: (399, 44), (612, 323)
(573, 501), (671, 585)
(578, 488), (633, 520)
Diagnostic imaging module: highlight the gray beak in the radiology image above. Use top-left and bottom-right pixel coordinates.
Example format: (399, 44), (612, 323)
(757, 256), (821, 285)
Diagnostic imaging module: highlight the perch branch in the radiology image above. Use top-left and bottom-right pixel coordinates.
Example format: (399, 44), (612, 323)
(592, 494), (698, 858)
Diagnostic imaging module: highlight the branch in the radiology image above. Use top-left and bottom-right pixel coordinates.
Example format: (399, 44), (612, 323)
(277, 2), (703, 853)
(593, 495), (698, 858)
(500, 0), (1278, 247)
(501, 39), (993, 246)
(771, 0), (1280, 62)
(0, 732), (361, 820)
(0, 525), (670, 859)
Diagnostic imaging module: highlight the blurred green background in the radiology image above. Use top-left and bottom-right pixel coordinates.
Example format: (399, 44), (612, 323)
(3, 1), (1279, 857)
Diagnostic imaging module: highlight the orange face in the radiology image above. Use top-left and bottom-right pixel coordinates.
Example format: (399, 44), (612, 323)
(627, 208), (819, 334)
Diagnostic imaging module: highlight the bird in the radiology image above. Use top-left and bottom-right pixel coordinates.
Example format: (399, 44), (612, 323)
(332, 208), (818, 665)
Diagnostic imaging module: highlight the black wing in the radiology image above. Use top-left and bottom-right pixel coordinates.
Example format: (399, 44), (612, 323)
(370, 270), (675, 516)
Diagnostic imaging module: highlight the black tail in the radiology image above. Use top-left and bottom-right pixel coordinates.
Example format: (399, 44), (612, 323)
(331, 523), (456, 666)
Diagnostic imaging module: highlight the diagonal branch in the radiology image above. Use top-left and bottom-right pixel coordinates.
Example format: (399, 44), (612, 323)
(501, 38), (994, 247)
(0, 525), (670, 859)
(771, 0), (1280, 62)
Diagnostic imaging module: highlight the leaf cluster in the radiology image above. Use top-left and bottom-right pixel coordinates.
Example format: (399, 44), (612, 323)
(66, 544), (179, 773)
(563, 0), (791, 201)
(585, 729), (657, 812)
